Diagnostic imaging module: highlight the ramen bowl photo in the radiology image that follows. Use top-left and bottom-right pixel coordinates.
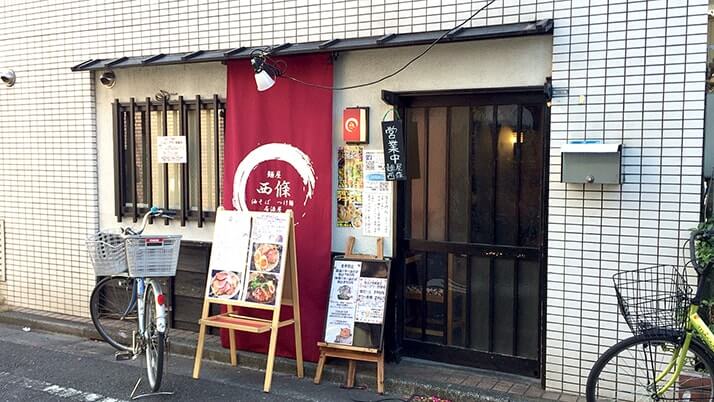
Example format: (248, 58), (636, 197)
(209, 270), (241, 299)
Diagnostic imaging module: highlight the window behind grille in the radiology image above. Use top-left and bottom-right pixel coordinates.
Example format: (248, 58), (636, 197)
(113, 96), (225, 226)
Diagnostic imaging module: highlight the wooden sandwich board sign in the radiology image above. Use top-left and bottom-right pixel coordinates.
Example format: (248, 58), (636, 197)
(314, 236), (389, 394)
(192, 209), (303, 393)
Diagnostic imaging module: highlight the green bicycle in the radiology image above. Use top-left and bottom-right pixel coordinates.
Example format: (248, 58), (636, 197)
(586, 228), (714, 401)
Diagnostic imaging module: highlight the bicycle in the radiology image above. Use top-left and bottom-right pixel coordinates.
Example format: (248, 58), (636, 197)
(86, 207), (181, 393)
(586, 227), (714, 401)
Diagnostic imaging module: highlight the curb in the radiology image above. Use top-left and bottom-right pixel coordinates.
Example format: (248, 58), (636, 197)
(0, 310), (550, 402)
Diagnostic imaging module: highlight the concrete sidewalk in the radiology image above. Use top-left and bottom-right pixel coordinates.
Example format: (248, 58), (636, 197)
(0, 306), (581, 402)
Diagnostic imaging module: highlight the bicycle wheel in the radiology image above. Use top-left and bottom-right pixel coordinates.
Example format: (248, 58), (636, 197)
(586, 332), (714, 401)
(144, 283), (164, 392)
(90, 276), (137, 352)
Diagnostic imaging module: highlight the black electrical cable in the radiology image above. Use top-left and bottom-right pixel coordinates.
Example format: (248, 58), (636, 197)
(273, 0), (496, 91)
(345, 384), (448, 402)
(705, 171), (714, 220)
(347, 391), (434, 402)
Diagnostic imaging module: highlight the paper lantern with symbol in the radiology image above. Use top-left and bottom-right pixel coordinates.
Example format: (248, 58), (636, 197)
(342, 107), (369, 143)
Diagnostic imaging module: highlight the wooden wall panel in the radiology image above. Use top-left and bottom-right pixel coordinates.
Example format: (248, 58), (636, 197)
(172, 241), (219, 333)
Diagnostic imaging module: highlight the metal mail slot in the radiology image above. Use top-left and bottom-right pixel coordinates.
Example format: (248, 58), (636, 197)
(560, 143), (622, 184)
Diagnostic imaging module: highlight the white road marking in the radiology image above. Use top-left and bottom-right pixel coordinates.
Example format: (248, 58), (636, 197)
(0, 371), (127, 401)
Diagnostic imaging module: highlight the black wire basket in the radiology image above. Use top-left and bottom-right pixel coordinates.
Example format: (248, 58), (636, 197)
(613, 265), (693, 336)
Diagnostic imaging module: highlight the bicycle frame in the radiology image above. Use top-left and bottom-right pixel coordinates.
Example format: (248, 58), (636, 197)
(132, 278), (167, 354)
(651, 304), (714, 397)
(148, 279), (168, 333)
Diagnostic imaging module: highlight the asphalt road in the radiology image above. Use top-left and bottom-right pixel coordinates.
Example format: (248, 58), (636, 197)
(0, 324), (395, 402)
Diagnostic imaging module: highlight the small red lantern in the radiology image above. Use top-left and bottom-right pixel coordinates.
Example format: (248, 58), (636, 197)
(342, 107), (369, 143)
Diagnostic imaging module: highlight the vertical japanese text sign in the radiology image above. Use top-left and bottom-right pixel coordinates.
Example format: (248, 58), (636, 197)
(381, 120), (407, 181)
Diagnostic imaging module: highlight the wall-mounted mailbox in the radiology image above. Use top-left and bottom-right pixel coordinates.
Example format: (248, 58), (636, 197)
(561, 143), (622, 184)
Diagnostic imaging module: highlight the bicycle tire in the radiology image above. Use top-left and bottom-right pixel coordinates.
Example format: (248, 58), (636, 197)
(90, 276), (137, 352)
(144, 283), (165, 392)
(586, 332), (714, 401)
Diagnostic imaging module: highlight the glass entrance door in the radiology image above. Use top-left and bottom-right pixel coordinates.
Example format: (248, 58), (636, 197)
(400, 92), (547, 378)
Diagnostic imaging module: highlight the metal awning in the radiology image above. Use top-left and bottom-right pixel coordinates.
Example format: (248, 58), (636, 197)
(71, 19), (552, 72)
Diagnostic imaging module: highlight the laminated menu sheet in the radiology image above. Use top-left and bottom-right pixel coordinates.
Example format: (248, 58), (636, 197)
(323, 257), (391, 350)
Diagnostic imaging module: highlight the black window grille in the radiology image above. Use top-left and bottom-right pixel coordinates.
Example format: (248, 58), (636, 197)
(112, 95), (226, 227)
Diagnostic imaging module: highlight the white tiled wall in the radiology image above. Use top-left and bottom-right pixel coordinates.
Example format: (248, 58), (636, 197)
(0, 0), (708, 394)
(546, 0), (708, 394)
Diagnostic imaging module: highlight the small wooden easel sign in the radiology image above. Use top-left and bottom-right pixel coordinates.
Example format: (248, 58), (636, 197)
(314, 236), (390, 394)
(192, 209), (303, 393)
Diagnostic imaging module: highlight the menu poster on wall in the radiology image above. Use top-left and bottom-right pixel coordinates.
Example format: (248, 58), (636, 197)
(362, 150), (392, 238)
(324, 260), (362, 345)
(381, 121), (407, 181)
(337, 146), (364, 189)
(157, 136), (187, 163)
(206, 211), (252, 302)
(362, 190), (391, 237)
(336, 190), (363, 228)
(337, 145), (364, 229)
(323, 258), (391, 350)
(205, 210), (290, 306)
(364, 150), (386, 182)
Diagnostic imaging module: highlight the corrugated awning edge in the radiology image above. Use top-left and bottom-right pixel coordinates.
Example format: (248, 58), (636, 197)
(71, 19), (553, 72)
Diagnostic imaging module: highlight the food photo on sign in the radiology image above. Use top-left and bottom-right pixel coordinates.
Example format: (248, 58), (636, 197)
(208, 269), (243, 300)
(252, 243), (282, 274)
(246, 271), (279, 305)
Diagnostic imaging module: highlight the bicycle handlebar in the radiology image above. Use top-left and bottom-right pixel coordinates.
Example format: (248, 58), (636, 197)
(689, 228), (714, 276)
(123, 207), (176, 235)
(149, 206), (176, 218)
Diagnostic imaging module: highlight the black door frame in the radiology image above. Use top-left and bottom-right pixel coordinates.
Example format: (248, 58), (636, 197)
(382, 85), (551, 381)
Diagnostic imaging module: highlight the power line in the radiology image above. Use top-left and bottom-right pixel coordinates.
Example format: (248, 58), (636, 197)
(272, 0), (496, 91)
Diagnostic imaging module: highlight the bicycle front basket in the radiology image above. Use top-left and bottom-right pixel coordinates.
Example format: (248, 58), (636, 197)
(125, 235), (182, 277)
(613, 264), (692, 336)
(86, 231), (127, 276)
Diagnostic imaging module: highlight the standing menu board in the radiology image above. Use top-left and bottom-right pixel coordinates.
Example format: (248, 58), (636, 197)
(194, 209), (303, 393)
(323, 257), (391, 350)
(205, 210), (291, 307)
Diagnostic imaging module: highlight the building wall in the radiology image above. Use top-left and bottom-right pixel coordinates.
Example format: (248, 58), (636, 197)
(0, 0), (709, 395)
(331, 35), (553, 257)
(547, 2), (707, 394)
(94, 63), (227, 242)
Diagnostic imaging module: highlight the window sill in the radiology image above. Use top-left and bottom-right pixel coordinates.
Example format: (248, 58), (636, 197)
(120, 206), (217, 224)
